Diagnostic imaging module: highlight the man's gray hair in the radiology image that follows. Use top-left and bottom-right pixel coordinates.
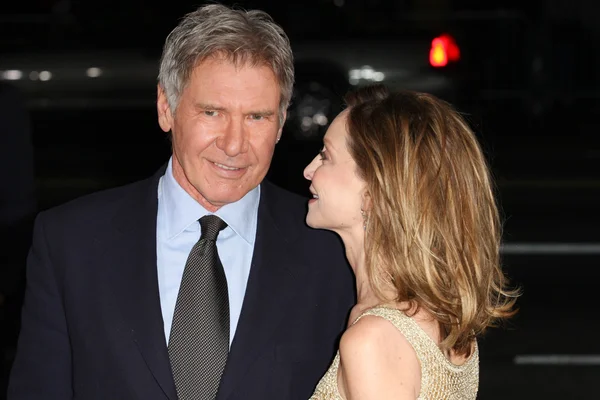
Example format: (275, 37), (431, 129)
(158, 4), (295, 124)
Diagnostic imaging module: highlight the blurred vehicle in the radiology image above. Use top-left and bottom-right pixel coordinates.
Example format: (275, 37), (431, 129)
(287, 31), (461, 141)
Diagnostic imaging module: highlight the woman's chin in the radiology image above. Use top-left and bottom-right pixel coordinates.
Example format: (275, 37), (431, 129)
(305, 214), (322, 230)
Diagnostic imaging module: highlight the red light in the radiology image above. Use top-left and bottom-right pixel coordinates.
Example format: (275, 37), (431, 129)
(429, 34), (460, 67)
(430, 38), (448, 67)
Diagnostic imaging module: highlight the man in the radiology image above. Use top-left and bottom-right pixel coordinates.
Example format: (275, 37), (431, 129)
(7, 4), (355, 400)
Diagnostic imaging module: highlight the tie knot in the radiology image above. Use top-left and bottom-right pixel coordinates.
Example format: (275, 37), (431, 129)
(199, 215), (227, 241)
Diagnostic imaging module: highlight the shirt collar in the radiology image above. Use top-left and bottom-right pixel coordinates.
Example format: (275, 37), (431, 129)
(160, 157), (260, 244)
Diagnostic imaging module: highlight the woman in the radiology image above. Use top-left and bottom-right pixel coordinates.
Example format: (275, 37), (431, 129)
(305, 84), (519, 399)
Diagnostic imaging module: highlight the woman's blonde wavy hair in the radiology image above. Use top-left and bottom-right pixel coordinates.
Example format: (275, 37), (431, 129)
(345, 84), (519, 356)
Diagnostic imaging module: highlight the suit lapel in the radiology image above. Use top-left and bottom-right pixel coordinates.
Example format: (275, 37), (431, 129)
(102, 165), (177, 400)
(217, 183), (311, 400)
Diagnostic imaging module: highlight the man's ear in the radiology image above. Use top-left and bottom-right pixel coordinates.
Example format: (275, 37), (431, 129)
(157, 85), (173, 133)
(276, 110), (287, 143)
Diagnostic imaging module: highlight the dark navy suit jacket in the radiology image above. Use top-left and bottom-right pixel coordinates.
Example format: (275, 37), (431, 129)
(8, 165), (355, 399)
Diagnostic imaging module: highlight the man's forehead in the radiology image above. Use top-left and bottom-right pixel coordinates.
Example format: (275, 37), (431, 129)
(195, 52), (275, 75)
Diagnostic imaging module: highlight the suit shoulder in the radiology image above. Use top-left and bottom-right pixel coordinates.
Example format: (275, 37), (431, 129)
(38, 177), (154, 229)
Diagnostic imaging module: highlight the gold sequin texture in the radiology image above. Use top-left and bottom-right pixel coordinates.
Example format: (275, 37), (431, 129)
(309, 307), (479, 400)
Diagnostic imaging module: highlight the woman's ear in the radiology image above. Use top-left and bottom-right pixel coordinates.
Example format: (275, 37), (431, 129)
(361, 191), (372, 213)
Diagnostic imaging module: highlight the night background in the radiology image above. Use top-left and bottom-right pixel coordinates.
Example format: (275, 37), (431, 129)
(1, 0), (599, 398)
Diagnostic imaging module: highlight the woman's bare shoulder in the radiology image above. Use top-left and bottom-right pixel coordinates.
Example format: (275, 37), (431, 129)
(337, 314), (421, 399)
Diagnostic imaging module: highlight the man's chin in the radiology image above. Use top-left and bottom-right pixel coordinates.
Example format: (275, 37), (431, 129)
(200, 190), (248, 209)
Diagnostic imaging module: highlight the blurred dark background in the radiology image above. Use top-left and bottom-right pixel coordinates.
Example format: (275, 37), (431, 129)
(1, 0), (599, 398)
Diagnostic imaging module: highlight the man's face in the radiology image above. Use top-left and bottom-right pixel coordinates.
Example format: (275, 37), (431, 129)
(157, 57), (283, 211)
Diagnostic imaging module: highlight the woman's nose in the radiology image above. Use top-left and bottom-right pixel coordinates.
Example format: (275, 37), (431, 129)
(303, 156), (318, 181)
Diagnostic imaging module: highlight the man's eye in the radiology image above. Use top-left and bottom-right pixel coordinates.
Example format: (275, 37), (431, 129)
(319, 151), (327, 161)
(204, 110), (218, 117)
(250, 114), (264, 121)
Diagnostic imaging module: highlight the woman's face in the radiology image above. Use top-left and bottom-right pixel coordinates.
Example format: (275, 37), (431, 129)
(303, 110), (366, 233)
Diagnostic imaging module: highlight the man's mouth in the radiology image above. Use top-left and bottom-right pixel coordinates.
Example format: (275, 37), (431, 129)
(212, 161), (241, 171)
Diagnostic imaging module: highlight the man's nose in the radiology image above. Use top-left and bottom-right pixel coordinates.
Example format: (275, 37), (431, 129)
(216, 118), (248, 157)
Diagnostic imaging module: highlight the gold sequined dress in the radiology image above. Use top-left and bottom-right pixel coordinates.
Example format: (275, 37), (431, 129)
(309, 307), (479, 400)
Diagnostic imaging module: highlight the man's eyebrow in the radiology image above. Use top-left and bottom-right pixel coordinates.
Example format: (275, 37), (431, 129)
(247, 109), (276, 116)
(193, 104), (276, 116)
(194, 102), (227, 111)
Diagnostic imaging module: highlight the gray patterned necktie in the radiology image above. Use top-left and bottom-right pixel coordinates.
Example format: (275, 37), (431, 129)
(168, 214), (229, 400)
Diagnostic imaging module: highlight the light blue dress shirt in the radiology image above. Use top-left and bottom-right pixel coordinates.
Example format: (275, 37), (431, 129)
(156, 157), (259, 346)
